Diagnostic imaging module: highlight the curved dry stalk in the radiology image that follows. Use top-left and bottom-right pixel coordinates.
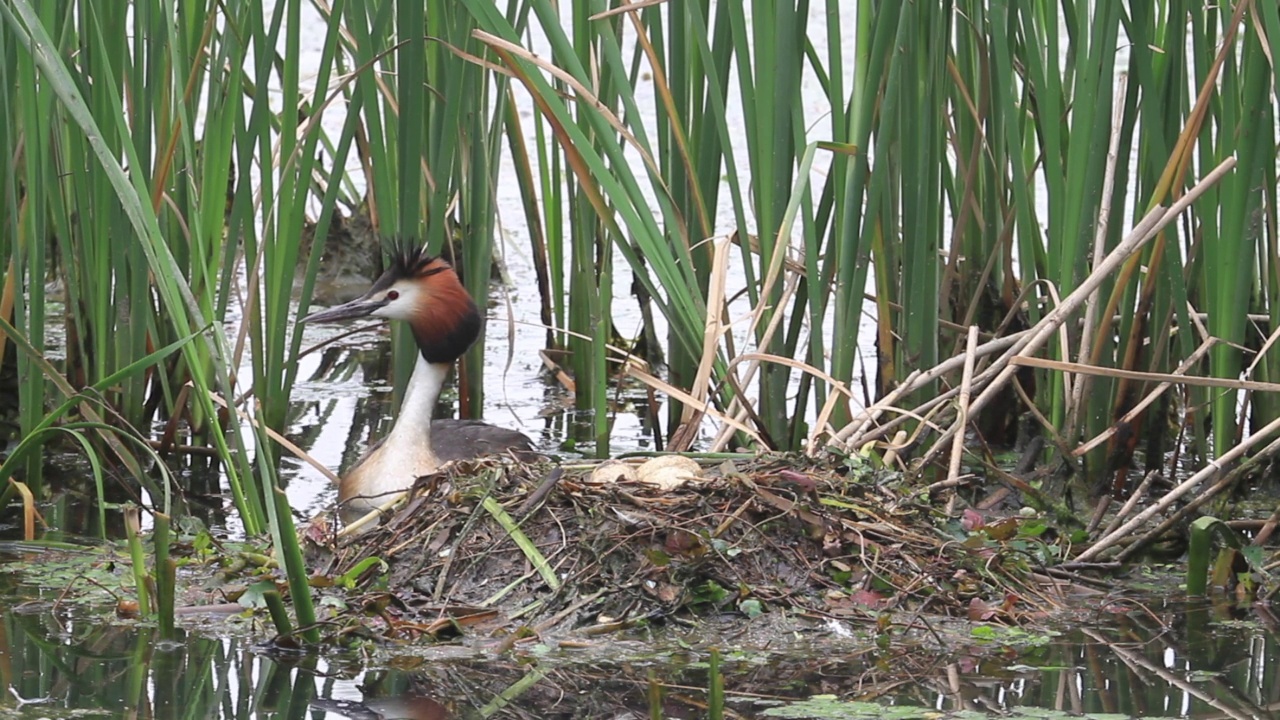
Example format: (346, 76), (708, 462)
(707, 240), (803, 452)
(1097, 469), (1157, 538)
(1019, 348), (1280, 392)
(205, 387), (341, 485)
(670, 235), (733, 450)
(625, 363), (765, 446)
(945, 326), (979, 490)
(715, 351), (857, 451)
(1112, 441), (1280, 565)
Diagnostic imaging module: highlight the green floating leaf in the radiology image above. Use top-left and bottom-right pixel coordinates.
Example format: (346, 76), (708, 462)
(238, 580), (280, 610)
(646, 549), (671, 567)
(693, 580), (730, 605)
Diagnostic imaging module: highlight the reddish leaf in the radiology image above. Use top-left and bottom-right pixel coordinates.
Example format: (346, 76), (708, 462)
(961, 509), (985, 531)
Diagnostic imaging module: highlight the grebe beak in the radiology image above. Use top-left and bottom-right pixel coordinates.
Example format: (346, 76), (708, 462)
(301, 293), (388, 324)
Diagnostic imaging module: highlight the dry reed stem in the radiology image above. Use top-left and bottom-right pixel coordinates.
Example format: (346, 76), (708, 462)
(1044, 281), (1073, 408)
(670, 235), (732, 450)
(723, 351), (856, 451)
(945, 326), (979, 491)
(1012, 353), (1280, 394)
(912, 157), (1236, 468)
(337, 493), (406, 538)
(1113, 437), (1280, 564)
(1243, 308), (1280, 378)
(626, 364), (763, 443)
(204, 386), (341, 484)
(1071, 335), (1216, 456)
(711, 238), (804, 452)
(826, 332), (1027, 452)
(1097, 469), (1157, 539)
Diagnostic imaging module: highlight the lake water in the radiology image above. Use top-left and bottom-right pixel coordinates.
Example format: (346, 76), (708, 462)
(1, 564), (1274, 720)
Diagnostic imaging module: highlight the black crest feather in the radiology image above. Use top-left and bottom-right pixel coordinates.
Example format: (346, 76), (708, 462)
(387, 239), (439, 277)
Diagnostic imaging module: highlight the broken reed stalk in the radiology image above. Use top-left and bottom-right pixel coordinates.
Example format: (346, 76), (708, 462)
(1112, 434), (1280, 563)
(1250, 504), (1280, 546)
(710, 272), (803, 453)
(944, 326), (979, 492)
(1013, 353), (1280, 395)
(670, 235), (732, 451)
(726, 350), (856, 450)
(1094, 469), (1157, 537)
(843, 279), (1062, 453)
(1070, 335), (1217, 456)
(840, 157), (1236, 466)
(1076, 410), (1280, 562)
(823, 331), (1027, 454)
(958, 157), (1235, 423)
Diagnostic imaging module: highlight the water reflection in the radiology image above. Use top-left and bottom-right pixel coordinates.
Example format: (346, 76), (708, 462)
(2, 592), (1280, 718)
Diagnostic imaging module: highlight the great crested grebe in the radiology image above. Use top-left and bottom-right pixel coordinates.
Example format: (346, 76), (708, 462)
(302, 245), (533, 515)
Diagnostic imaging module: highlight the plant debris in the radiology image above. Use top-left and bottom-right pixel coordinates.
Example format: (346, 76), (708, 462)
(302, 453), (1081, 645)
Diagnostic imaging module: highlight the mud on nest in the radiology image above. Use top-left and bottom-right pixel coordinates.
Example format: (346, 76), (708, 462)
(302, 455), (1071, 644)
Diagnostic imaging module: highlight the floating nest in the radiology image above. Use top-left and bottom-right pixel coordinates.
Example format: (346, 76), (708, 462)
(302, 454), (1083, 645)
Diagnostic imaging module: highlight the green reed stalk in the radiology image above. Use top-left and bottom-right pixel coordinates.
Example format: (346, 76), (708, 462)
(252, 0), (350, 446)
(708, 647), (724, 720)
(468, 1), (719, 439)
(5, 0), (55, 491)
(1201, 9), (1270, 455)
(826, 0), (884, 424)
(558, 3), (610, 455)
(155, 512), (176, 640)
(270, 484), (318, 643)
(2, 0), (263, 530)
(124, 507), (152, 617)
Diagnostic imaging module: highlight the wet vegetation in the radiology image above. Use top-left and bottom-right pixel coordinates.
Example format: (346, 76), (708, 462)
(3, 554), (1279, 717)
(6, 0), (1280, 715)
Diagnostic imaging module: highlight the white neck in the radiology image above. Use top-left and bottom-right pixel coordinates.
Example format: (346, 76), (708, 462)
(338, 354), (452, 515)
(385, 354), (450, 452)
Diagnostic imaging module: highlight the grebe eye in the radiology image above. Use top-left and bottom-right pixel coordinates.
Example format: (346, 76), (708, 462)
(386, 290), (400, 301)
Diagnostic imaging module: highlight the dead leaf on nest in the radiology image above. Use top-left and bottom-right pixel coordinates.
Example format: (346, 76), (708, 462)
(645, 580), (682, 604)
(612, 507), (655, 527)
(636, 455), (701, 490)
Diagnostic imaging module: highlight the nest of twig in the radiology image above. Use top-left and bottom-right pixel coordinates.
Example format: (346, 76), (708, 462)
(303, 454), (1074, 644)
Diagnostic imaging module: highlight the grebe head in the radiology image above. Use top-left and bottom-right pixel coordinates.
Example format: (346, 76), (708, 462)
(302, 245), (481, 363)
